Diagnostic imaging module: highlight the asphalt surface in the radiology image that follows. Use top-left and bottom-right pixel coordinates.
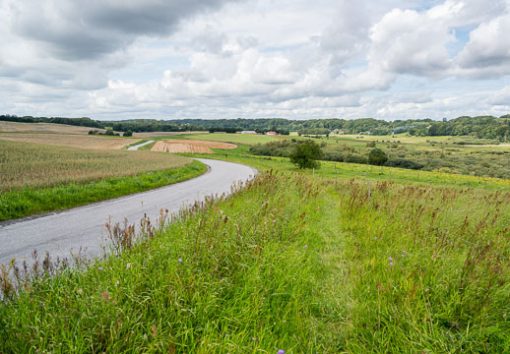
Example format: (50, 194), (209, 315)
(0, 159), (256, 267)
(127, 140), (155, 151)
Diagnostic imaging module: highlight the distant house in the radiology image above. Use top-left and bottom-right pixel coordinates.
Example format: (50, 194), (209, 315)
(240, 130), (257, 134)
(332, 129), (346, 135)
(265, 131), (278, 136)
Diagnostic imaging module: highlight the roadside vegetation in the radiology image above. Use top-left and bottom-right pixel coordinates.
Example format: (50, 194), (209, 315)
(0, 140), (206, 221)
(2, 167), (510, 352)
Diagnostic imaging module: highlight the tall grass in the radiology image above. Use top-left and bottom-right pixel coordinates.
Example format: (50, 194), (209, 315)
(0, 161), (206, 222)
(0, 140), (207, 221)
(0, 139), (191, 191)
(2, 171), (510, 352)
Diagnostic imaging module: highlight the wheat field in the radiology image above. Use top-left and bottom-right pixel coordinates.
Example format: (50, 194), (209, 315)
(0, 139), (191, 192)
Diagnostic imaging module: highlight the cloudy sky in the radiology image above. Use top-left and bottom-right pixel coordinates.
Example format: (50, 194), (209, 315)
(1, 0), (509, 121)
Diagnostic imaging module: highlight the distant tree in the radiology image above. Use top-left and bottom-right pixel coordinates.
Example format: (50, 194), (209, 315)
(290, 140), (323, 169)
(368, 148), (388, 166)
(123, 130), (133, 137)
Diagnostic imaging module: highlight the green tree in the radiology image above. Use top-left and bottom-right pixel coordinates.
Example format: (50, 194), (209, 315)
(123, 130), (133, 137)
(290, 140), (323, 169)
(368, 148), (388, 166)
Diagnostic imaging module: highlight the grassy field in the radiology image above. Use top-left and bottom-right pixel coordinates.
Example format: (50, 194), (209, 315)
(236, 132), (510, 179)
(155, 132), (281, 145)
(3, 126), (510, 352)
(2, 165), (510, 352)
(0, 140), (206, 221)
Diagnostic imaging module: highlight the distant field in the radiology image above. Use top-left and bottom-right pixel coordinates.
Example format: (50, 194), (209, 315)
(0, 121), (136, 150)
(151, 139), (237, 154)
(0, 140), (206, 221)
(246, 133), (510, 179)
(133, 131), (208, 138)
(173, 132), (281, 145)
(0, 133), (138, 150)
(0, 121), (98, 135)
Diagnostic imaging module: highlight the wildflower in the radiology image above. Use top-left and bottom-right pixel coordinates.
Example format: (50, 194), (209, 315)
(388, 256), (394, 267)
(277, 350), (286, 354)
(178, 257), (183, 264)
(101, 291), (111, 301)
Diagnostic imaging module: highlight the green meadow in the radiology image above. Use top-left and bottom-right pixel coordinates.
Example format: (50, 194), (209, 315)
(2, 131), (510, 352)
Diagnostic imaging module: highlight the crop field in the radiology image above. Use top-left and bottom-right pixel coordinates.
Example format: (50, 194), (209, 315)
(2, 164), (510, 352)
(133, 131), (208, 138)
(0, 133), (138, 150)
(151, 139), (237, 154)
(0, 121), (98, 135)
(0, 140), (192, 191)
(0, 139), (206, 221)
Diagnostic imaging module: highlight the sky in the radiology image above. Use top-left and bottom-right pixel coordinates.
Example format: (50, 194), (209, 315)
(1, 0), (510, 121)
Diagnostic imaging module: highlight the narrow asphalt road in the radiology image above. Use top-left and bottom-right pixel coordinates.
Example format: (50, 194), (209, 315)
(0, 159), (256, 267)
(127, 140), (155, 151)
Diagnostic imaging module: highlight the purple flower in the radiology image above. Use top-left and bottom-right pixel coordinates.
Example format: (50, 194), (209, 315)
(277, 350), (285, 354)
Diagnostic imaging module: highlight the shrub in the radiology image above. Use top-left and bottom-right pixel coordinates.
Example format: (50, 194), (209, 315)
(368, 148), (388, 166)
(384, 159), (424, 170)
(290, 140), (323, 169)
(344, 154), (368, 164)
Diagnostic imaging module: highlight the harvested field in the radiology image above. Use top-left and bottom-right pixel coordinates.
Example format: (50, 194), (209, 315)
(0, 133), (138, 150)
(151, 139), (237, 154)
(0, 121), (99, 135)
(133, 131), (208, 138)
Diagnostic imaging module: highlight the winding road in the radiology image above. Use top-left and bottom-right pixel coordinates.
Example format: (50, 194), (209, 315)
(0, 159), (256, 267)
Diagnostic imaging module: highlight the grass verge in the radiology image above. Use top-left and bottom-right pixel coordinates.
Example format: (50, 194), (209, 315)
(2, 169), (510, 352)
(0, 160), (207, 222)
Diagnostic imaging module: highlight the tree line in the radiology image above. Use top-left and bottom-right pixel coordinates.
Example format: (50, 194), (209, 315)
(2, 114), (510, 139)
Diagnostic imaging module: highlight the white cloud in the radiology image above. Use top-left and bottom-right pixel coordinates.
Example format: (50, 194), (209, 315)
(1, 0), (510, 120)
(457, 13), (510, 76)
(368, 8), (453, 76)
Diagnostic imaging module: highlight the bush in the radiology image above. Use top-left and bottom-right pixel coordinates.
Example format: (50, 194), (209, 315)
(290, 140), (323, 169)
(368, 148), (388, 166)
(384, 159), (424, 170)
(249, 141), (294, 157)
(344, 154), (368, 164)
(123, 130), (133, 137)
